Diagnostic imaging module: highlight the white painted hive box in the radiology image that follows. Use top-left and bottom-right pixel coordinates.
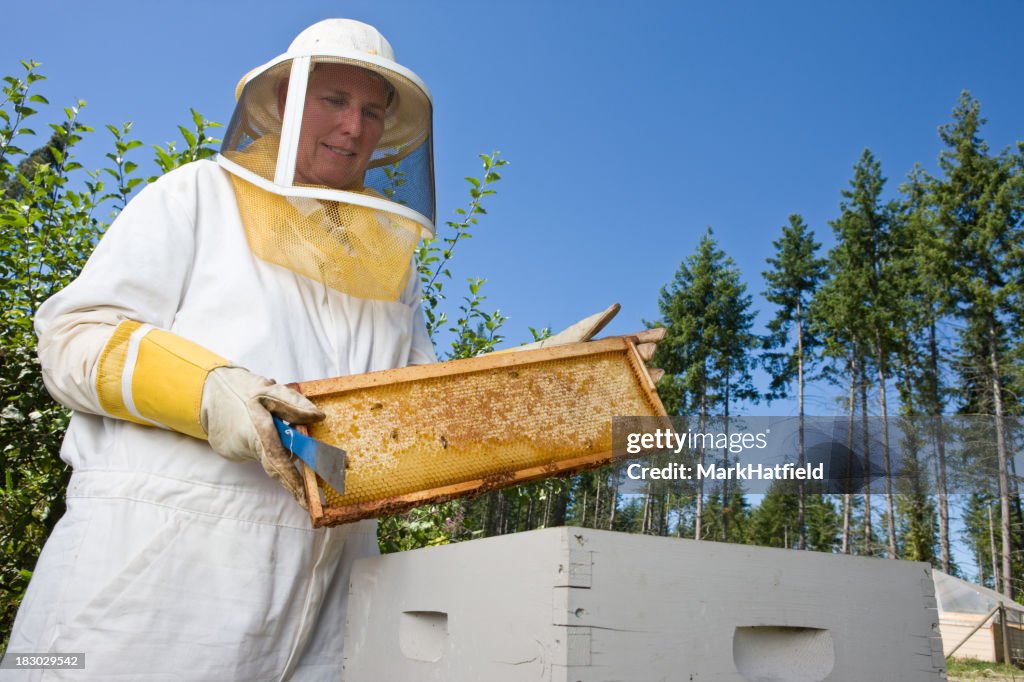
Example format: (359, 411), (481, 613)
(342, 527), (946, 682)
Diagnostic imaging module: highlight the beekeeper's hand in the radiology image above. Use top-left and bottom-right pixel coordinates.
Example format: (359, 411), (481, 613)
(200, 366), (324, 509)
(500, 303), (621, 353)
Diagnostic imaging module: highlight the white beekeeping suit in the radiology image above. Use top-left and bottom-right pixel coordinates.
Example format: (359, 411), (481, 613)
(5, 19), (436, 681)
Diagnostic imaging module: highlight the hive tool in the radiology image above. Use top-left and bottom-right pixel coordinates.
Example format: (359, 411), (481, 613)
(273, 416), (347, 493)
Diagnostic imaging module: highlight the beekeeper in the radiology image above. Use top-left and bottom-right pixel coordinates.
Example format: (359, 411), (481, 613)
(6, 19), (435, 680)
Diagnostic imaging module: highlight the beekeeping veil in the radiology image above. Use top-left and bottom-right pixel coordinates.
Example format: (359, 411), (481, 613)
(218, 19), (434, 301)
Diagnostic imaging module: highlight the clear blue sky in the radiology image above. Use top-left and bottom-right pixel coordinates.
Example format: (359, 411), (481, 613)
(6, 0), (1023, 411)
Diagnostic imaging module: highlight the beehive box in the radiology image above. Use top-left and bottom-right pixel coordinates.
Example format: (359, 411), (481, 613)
(293, 331), (667, 526)
(341, 527), (947, 681)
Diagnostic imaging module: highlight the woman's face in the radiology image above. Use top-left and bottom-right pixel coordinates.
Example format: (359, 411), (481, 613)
(284, 63), (390, 189)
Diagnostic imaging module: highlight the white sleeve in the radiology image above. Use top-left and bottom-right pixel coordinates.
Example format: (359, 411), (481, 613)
(34, 172), (197, 415)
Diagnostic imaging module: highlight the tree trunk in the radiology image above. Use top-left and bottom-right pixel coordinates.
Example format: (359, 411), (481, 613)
(875, 330), (897, 558)
(722, 374), (731, 542)
(989, 504), (1000, 593)
(608, 467), (618, 530)
(1011, 459), (1024, 565)
(928, 319), (951, 574)
(642, 484), (652, 534)
(796, 306), (806, 550)
(551, 482), (567, 527)
(842, 354), (855, 554)
(695, 393), (707, 540)
(485, 491), (497, 537)
(987, 318), (1013, 599)
(860, 356), (873, 556)
(495, 493), (506, 536)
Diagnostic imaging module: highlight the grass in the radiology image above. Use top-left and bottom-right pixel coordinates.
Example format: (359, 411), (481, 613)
(947, 657), (1024, 680)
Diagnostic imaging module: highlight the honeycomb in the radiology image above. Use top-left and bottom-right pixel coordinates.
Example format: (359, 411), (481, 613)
(300, 336), (665, 522)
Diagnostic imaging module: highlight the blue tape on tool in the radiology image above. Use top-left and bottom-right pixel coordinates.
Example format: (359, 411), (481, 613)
(272, 416), (346, 493)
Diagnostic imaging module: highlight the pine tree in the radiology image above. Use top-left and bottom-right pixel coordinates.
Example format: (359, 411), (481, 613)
(702, 484), (752, 544)
(762, 214), (827, 549)
(711, 255), (759, 541)
(2, 130), (67, 200)
(748, 480), (841, 552)
(893, 165), (954, 572)
(892, 416), (939, 564)
(936, 91), (1024, 598)
(960, 492), (1010, 589)
(827, 149), (903, 558)
(652, 229), (758, 540)
(812, 152), (883, 556)
(809, 272), (864, 554)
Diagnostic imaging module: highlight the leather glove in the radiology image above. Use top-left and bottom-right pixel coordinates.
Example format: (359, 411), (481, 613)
(200, 366), (325, 509)
(505, 303), (620, 353)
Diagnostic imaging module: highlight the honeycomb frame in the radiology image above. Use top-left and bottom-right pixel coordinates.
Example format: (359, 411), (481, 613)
(293, 330), (667, 527)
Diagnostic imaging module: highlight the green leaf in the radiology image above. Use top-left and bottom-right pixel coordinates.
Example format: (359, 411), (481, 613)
(179, 126), (197, 148)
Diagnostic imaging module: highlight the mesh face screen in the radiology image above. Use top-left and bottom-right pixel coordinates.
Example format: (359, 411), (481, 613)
(362, 139), (434, 224)
(228, 172), (419, 300)
(221, 57), (435, 224)
(306, 350), (663, 508)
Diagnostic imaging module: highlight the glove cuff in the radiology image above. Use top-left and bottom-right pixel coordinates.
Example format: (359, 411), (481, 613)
(97, 321), (229, 439)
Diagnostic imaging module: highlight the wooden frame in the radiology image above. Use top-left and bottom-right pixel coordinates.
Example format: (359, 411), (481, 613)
(294, 329), (667, 527)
